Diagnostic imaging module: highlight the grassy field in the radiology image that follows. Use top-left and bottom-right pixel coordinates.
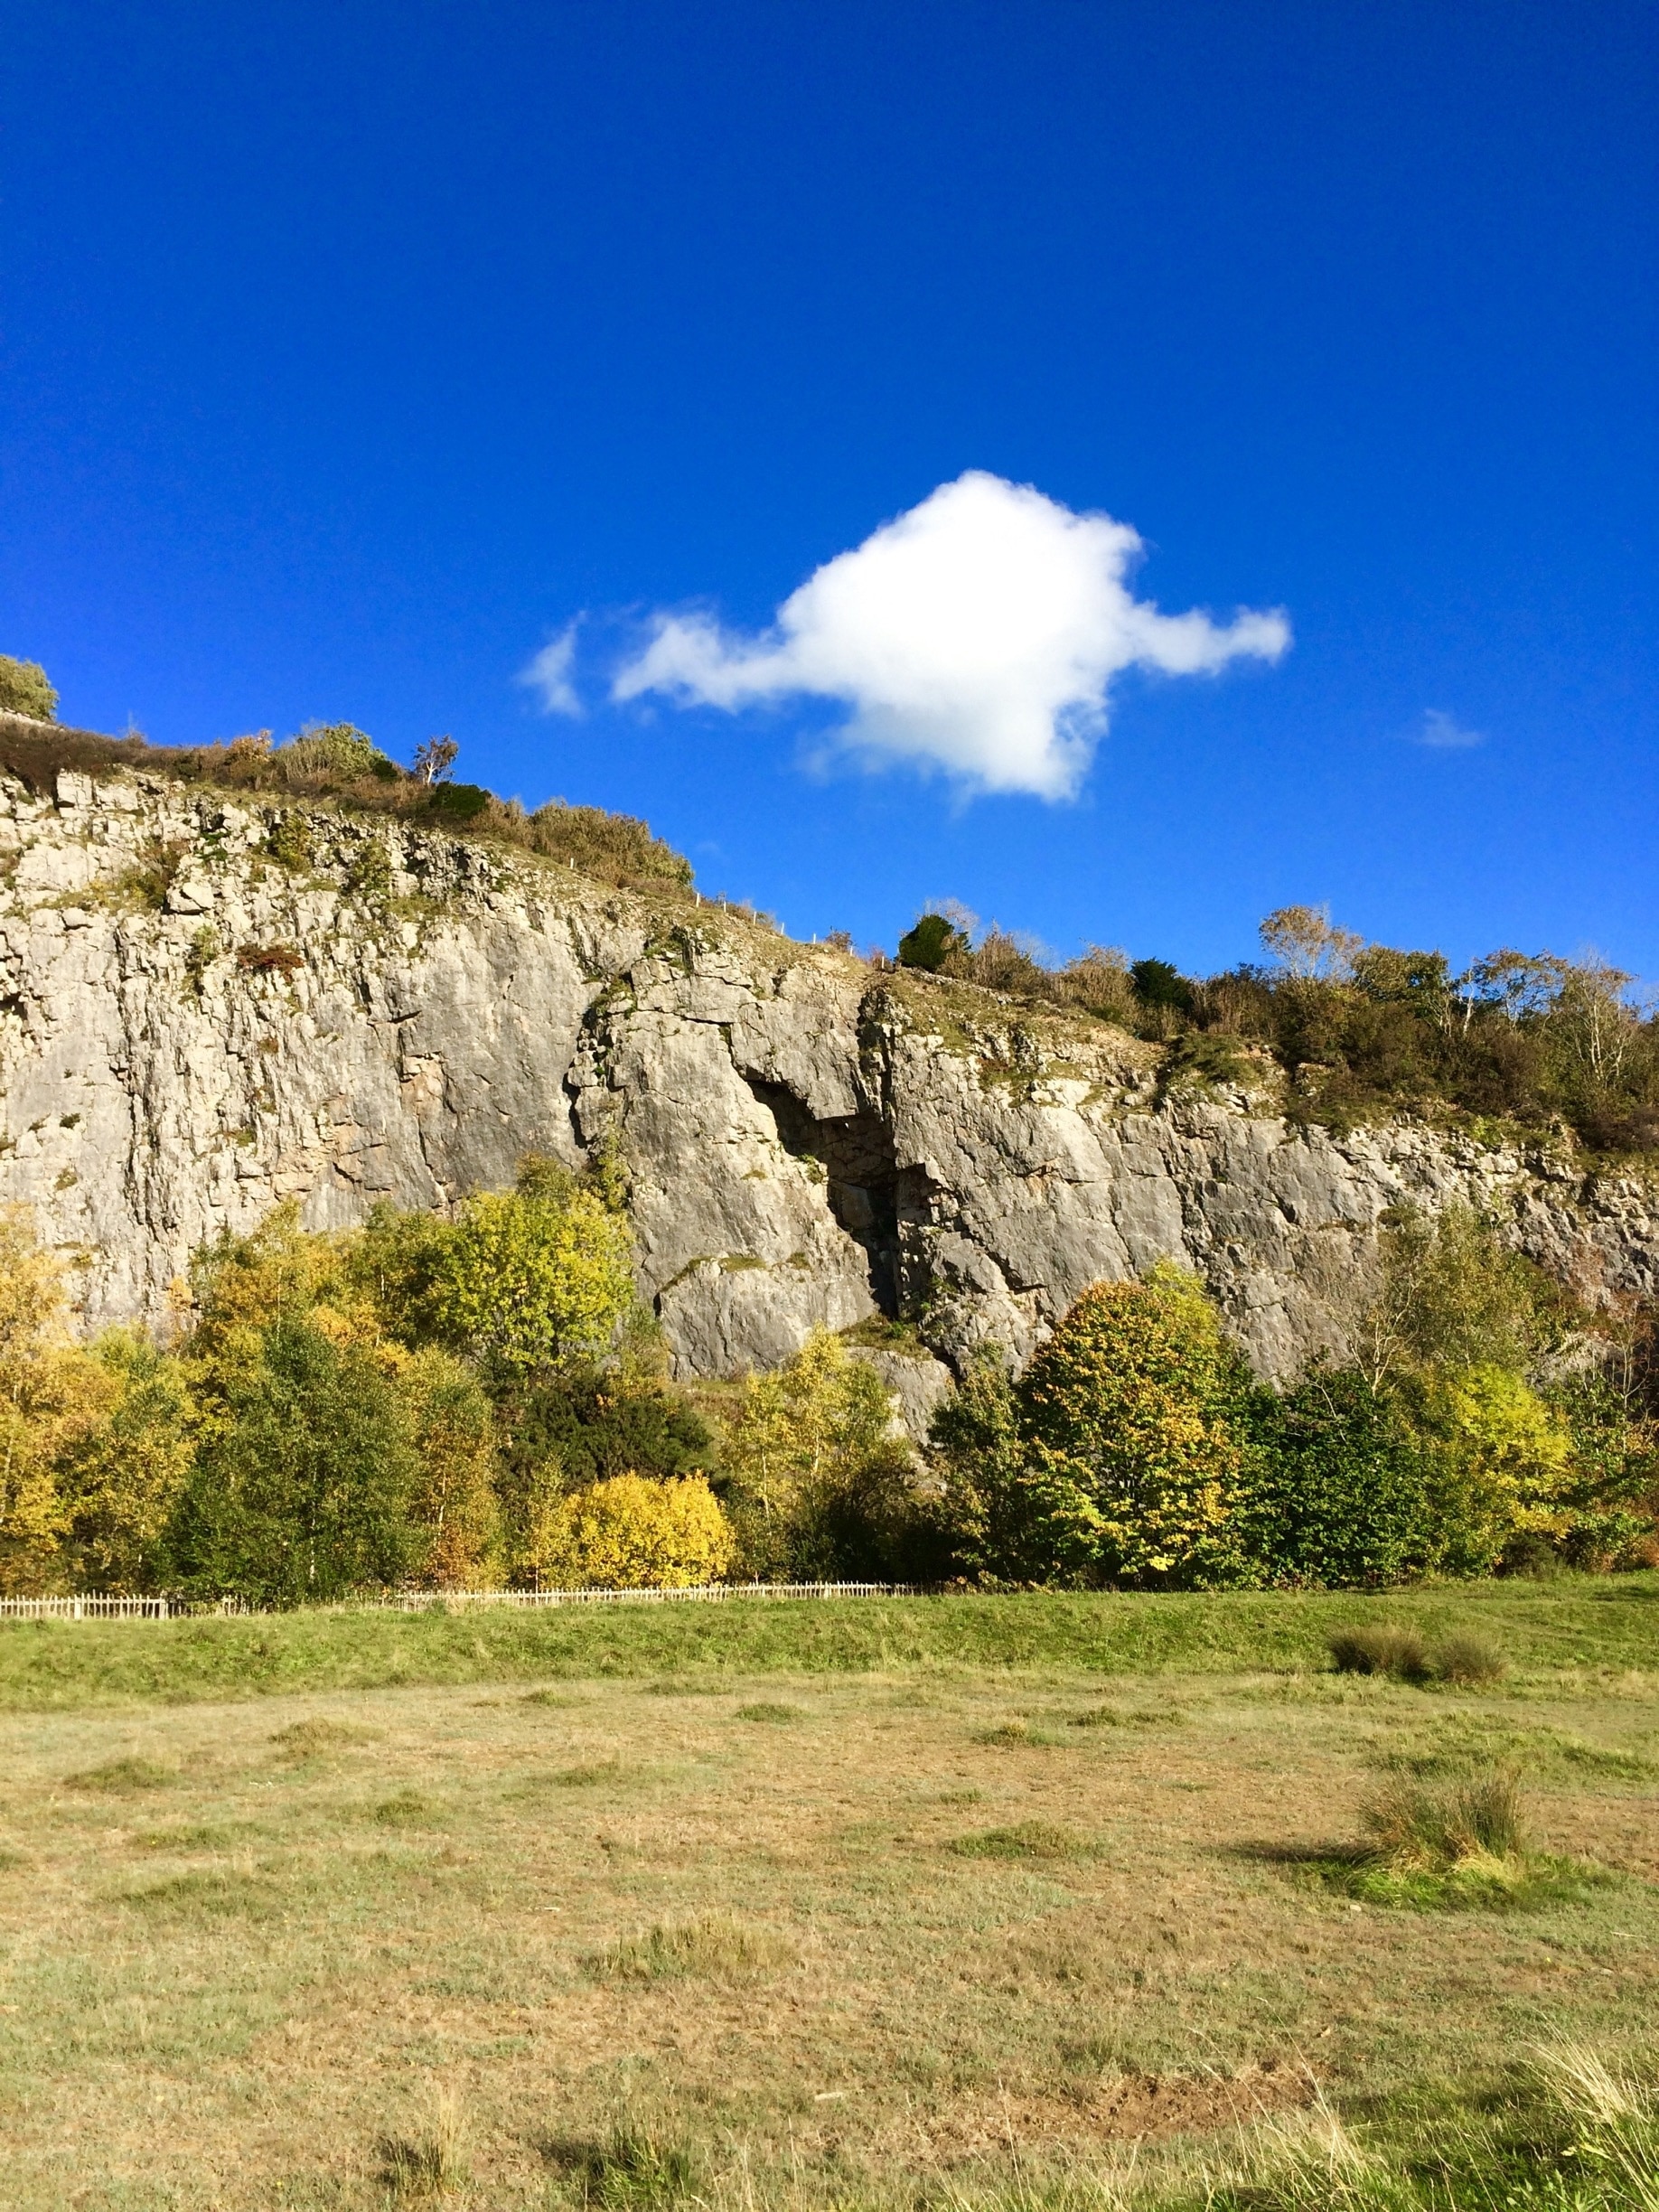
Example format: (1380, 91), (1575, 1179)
(2, 1587), (1657, 2209)
(2, 1574), (1657, 1710)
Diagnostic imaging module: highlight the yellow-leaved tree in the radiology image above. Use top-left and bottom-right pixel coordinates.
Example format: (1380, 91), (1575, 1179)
(0, 1209), (196, 1596)
(1413, 1364), (1575, 1575)
(718, 1328), (914, 1579)
(54, 1329), (196, 1594)
(535, 1472), (734, 1589)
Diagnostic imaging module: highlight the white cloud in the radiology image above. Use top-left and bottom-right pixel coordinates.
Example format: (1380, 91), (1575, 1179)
(611, 472), (1289, 799)
(520, 621), (584, 717)
(1413, 708), (1485, 750)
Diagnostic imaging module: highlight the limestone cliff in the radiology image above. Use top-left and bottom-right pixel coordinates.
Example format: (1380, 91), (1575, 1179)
(4, 756), (1656, 1411)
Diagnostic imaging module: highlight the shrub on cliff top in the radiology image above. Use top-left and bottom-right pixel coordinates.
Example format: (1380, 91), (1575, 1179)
(0, 655), (58, 722)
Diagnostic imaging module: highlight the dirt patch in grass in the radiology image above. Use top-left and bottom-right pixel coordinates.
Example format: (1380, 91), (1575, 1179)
(923, 2060), (1316, 2153)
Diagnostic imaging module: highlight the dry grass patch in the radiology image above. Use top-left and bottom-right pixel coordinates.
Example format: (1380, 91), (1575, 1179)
(380, 2086), (467, 2199)
(3, 1661), (1658, 2208)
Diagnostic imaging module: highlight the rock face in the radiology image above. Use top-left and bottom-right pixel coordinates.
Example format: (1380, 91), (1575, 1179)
(4, 762), (1657, 1402)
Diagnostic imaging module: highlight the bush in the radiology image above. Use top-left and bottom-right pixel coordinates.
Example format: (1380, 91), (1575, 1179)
(898, 912), (971, 972)
(501, 1366), (715, 1492)
(531, 1473), (734, 1589)
(1015, 1265), (1256, 1588)
(0, 655), (58, 722)
(277, 722), (395, 783)
(526, 799), (693, 887)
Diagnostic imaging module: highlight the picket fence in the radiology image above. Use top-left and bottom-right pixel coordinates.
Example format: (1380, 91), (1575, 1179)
(0, 1581), (916, 1624)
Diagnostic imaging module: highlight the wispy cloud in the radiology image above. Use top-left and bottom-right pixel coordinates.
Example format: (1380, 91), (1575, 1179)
(520, 620), (584, 717)
(609, 472), (1290, 801)
(1413, 707), (1485, 750)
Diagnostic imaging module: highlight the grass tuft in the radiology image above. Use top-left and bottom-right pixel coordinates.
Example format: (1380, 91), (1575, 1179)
(951, 1820), (1093, 1861)
(544, 2126), (700, 2207)
(1364, 1770), (1527, 1864)
(1433, 1632), (1507, 1686)
(270, 1717), (377, 1757)
(379, 2087), (466, 2198)
(979, 1719), (1040, 1745)
(115, 1869), (281, 1919)
(733, 1701), (804, 1724)
(589, 1912), (794, 1982)
(373, 1789), (441, 1827)
(63, 1756), (178, 1794)
(1328, 1625), (1432, 1681)
(1296, 1772), (1613, 1913)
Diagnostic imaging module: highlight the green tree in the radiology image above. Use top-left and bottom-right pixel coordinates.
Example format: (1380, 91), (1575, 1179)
(1015, 1265), (1255, 1588)
(897, 911), (971, 972)
(399, 1345), (502, 1589)
(0, 654), (58, 722)
(1241, 1367), (1436, 1588)
(1405, 1363), (1575, 1578)
(357, 1161), (637, 1384)
(923, 1347), (1033, 1582)
(1359, 1205), (1555, 1386)
(168, 1316), (423, 1606)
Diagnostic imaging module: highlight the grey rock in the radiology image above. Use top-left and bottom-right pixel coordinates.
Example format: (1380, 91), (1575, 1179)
(1, 764), (1655, 1402)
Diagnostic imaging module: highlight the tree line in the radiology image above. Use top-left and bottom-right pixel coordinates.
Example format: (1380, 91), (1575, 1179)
(0, 1159), (1653, 1602)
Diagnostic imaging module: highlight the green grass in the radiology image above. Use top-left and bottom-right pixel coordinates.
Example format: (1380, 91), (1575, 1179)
(3, 1576), (1654, 1710)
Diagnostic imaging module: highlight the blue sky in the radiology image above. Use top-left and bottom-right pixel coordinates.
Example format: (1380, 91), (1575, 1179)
(5, 3), (1655, 977)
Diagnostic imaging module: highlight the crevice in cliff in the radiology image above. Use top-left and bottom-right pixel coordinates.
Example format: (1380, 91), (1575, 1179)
(742, 1074), (902, 1317)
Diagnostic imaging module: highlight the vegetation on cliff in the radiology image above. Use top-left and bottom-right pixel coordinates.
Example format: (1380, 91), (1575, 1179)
(899, 899), (1659, 1157)
(0, 705), (693, 893)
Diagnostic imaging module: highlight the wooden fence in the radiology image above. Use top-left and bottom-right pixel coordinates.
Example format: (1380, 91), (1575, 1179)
(0, 1582), (916, 1624)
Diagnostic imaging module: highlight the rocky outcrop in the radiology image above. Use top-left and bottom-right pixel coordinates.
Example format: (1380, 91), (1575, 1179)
(3, 761), (1656, 1403)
